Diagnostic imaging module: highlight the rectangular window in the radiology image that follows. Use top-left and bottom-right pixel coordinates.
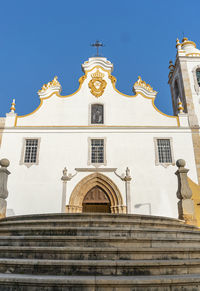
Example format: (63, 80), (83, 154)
(24, 139), (38, 163)
(157, 139), (172, 163)
(91, 139), (104, 164)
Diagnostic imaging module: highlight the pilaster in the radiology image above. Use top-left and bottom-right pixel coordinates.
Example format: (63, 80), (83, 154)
(179, 61), (200, 183)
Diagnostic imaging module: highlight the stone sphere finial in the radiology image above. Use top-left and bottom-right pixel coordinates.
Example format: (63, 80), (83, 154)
(176, 159), (186, 168)
(0, 159), (10, 168)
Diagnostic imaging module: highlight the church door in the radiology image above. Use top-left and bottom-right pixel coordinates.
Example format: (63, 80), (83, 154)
(82, 186), (111, 213)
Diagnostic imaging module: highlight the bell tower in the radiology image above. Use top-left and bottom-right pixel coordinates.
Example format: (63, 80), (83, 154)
(168, 37), (200, 183)
(168, 37), (200, 126)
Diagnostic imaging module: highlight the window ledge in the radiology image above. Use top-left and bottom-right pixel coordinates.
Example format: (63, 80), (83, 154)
(155, 162), (175, 168)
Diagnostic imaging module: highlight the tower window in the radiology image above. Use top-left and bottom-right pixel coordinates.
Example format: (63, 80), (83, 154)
(196, 70), (200, 86)
(91, 104), (104, 124)
(154, 138), (175, 166)
(174, 80), (180, 99)
(91, 139), (104, 164)
(24, 139), (38, 163)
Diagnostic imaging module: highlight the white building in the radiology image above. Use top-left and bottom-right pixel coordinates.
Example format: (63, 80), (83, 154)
(0, 37), (200, 218)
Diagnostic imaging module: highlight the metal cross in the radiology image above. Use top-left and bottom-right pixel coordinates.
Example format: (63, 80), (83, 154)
(91, 40), (104, 56)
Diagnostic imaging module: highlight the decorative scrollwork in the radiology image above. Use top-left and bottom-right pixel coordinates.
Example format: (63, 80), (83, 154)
(88, 69), (107, 98)
(134, 76), (154, 93)
(39, 76), (61, 93)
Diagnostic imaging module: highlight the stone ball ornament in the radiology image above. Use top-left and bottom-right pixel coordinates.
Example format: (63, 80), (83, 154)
(176, 159), (186, 168)
(0, 159), (10, 168)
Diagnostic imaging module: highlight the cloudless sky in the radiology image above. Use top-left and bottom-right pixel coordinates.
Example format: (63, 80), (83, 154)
(0, 0), (199, 117)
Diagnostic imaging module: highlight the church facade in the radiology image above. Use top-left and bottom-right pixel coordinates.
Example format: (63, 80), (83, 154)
(0, 37), (200, 219)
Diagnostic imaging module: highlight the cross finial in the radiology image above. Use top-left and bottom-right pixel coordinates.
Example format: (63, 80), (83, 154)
(91, 40), (104, 57)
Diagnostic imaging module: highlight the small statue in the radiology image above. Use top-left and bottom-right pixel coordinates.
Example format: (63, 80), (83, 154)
(63, 167), (68, 177)
(126, 167), (130, 177)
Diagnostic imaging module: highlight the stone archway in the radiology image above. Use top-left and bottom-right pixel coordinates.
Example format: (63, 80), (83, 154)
(66, 173), (126, 214)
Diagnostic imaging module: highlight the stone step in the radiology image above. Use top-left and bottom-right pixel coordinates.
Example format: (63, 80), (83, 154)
(0, 213), (200, 290)
(0, 218), (195, 230)
(0, 213), (187, 225)
(0, 246), (200, 260)
(1, 258), (200, 276)
(0, 273), (200, 291)
(0, 226), (199, 239)
(0, 235), (200, 248)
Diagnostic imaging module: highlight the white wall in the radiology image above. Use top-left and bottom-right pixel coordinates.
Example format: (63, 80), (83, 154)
(0, 126), (197, 218)
(0, 57), (197, 218)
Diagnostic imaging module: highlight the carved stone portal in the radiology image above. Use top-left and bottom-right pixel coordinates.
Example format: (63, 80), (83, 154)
(66, 173), (126, 214)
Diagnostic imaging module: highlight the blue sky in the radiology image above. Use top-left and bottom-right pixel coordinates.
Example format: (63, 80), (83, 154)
(0, 0), (199, 116)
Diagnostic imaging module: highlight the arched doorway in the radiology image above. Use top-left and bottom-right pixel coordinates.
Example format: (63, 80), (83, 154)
(82, 186), (111, 213)
(66, 173), (126, 214)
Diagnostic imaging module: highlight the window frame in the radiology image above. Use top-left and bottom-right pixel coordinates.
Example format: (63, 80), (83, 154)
(154, 137), (175, 167)
(20, 137), (41, 168)
(192, 65), (200, 94)
(89, 103), (105, 125)
(88, 137), (107, 167)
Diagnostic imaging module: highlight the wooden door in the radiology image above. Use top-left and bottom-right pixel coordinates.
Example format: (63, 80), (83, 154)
(82, 186), (111, 213)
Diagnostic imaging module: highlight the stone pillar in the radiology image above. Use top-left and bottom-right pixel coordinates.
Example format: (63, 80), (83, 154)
(0, 159), (10, 219)
(61, 167), (77, 213)
(175, 159), (197, 225)
(124, 167), (132, 214)
(114, 167), (132, 214)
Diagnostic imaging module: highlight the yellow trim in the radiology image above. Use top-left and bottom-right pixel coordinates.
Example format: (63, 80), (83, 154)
(186, 53), (200, 57)
(88, 67), (179, 125)
(15, 65), (179, 127)
(181, 40), (196, 48)
(55, 75), (87, 99)
(13, 125), (181, 129)
(188, 177), (200, 227)
(15, 75), (87, 126)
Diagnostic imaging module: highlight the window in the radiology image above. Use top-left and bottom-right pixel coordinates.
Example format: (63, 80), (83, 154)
(192, 66), (200, 94)
(91, 139), (104, 163)
(88, 138), (106, 166)
(154, 138), (175, 167)
(196, 70), (200, 87)
(174, 80), (180, 99)
(24, 139), (38, 163)
(157, 139), (172, 163)
(20, 138), (40, 167)
(91, 104), (104, 124)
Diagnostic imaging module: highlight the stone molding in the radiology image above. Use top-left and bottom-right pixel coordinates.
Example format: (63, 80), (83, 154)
(192, 65), (200, 95)
(75, 168), (117, 172)
(66, 173), (126, 214)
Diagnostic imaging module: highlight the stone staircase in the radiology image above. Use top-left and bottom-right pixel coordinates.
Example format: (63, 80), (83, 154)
(0, 213), (200, 290)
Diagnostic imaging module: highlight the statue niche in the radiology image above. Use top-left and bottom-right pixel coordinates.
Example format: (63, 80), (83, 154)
(91, 104), (104, 124)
